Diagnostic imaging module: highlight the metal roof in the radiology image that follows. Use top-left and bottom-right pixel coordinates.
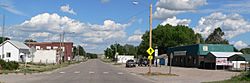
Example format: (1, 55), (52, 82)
(228, 54), (250, 61)
(0, 40), (30, 49)
(209, 52), (242, 58)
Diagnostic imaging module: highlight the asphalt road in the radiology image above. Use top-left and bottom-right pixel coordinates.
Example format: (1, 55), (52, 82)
(0, 59), (154, 83)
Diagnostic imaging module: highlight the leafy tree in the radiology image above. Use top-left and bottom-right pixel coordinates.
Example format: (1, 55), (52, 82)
(24, 39), (37, 43)
(205, 27), (229, 44)
(138, 24), (202, 56)
(0, 37), (10, 44)
(72, 45), (86, 57)
(240, 48), (250, 54)
(104, 44), (138, 60)
(86, 53), (98, 59)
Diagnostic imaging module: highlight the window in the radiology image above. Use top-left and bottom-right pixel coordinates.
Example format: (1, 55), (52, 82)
(6, 52), (11, 57)
(36, 46), (40, 50)
(46, 46), (51, 50)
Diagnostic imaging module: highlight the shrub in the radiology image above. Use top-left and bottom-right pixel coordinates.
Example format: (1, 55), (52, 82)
(0, 59), (19, 70)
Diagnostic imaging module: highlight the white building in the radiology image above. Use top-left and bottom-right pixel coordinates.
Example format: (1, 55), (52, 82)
(117, 55), (134, 63)
(33, 50), (57, 64)
(0, 40), (31, 62)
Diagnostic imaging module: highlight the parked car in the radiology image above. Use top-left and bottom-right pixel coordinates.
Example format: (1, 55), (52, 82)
(137, 58), (149, 67)
(125, 60), (136, 68)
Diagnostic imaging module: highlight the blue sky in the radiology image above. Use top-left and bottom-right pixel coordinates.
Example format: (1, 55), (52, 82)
(1, 0), (250, 53)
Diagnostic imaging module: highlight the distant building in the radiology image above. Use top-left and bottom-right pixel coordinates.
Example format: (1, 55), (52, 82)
(26, 42), (73, 62)
(0, 40), (31, 62)
(166, 44), (238, 69)
(117, 55), (134, 63)
(33, 50), (57, 64)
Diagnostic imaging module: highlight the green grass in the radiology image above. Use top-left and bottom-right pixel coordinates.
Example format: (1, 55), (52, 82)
(0, 60), (87, 74)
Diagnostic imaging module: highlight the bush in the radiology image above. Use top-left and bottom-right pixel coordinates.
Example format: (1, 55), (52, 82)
(0, 59), (19, 70)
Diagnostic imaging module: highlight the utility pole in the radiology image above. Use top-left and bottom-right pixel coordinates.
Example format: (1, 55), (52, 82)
(148, 3), (153, 74)
(1, 14), (5, 59)
(59, 34), (62, 64)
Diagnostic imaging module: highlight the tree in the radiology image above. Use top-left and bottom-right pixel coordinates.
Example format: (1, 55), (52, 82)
(104, 43), (138, 60)
(72, 45), (86, 58)
(138, 24), (202, 56)
(205, 27), (229, 44)
(0, 37), (10, 44)
(240, 48), (250, 54)
(24, 39), (37, 43)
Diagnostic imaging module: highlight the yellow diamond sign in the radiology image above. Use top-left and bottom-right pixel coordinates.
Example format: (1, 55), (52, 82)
(146, 47), (155, 55)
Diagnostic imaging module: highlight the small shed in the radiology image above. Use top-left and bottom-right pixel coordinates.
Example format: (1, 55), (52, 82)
(228, 54), (250, 70)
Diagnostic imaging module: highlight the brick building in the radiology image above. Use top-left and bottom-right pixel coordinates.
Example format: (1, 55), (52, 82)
(26, 42), (73, 62)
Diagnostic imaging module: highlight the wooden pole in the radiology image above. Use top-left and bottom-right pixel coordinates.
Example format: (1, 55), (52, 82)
(148, 3), (153, 75)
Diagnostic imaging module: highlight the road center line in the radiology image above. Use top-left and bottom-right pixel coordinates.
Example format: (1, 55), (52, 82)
(59, 72), (65, 74)
(117, 72), (124, 75)
(74, 71), (80, 73)
(103, 72), (109, 74)
(89, 71), (95, 74)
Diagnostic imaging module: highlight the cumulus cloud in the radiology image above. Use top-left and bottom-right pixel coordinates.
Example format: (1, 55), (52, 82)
(233, 41), (248, 50)
(128, 29), (143, 42)
(60, 4), (76, 15)
(29, 32), (50, 38)
(194, 12), (250, 39)
(154, 0), (207, 19)
(10, 13), (131, 53)
(161, 16), (191, 26)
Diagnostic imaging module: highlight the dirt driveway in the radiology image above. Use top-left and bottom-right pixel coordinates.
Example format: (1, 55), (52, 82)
(114, 64), (240, 83)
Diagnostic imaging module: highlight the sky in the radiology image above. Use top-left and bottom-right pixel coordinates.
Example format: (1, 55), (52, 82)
(0, 0), (250, 54)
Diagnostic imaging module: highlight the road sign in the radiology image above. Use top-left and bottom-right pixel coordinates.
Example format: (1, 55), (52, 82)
(146, 47), (155, 55)
(148, 55), (153, 60)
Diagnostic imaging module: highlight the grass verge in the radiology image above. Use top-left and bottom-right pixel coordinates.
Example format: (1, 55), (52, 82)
(0, 59), (87, 74)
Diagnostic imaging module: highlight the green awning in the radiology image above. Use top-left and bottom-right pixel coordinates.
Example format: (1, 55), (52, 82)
(228, 54), (250, 61)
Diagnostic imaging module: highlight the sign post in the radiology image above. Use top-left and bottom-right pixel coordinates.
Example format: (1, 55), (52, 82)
(147, 47), (154, 74)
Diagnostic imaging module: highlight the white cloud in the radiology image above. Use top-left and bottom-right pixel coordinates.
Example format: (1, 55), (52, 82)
(233, 41), (248, 50)
(60, 4), (76, 15)
(128, 29), (143, 42)
(194, 12), (250, 39)
(101, 0), (110, 3)
(0, 0), (25, 15)
(10, 13), (131, 53)
(156, 0), (207, 10)
(29, 32), (50, 38)
(154, 0), (207, 19)
(161, 16), (191, 26)
(132, 1), (139, 5)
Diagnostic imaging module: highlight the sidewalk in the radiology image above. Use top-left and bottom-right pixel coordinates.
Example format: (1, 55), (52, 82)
(113, 64), (240, 83)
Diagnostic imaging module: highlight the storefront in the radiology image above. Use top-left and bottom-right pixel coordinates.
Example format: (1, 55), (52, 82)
(166, 44), (236, 68)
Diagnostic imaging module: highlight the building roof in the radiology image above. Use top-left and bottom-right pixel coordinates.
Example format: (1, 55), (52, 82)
(0, 40), (30, 49)
(167, 44), (235, 56)
(209, 52), (242, 58)
(229, 54), (250, 61)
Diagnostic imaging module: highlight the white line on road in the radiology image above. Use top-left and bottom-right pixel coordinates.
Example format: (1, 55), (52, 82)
(74, 71), (80, 74)
(89, 71), (95, 74)
(117, 72), (124, 75)
(103, 72), (109, 74)
(59, 72), (65, 74)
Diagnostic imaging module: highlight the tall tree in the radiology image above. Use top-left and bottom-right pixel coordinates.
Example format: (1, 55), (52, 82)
(240, 48), (250, 54)
(205, 27), (229, 44)
(138, 24), (202, 56)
